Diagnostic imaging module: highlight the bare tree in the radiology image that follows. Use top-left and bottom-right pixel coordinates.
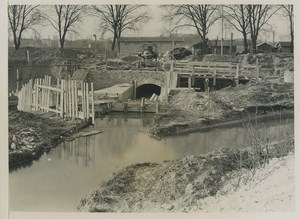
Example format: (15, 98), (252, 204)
(246, 5), (279, 51)
(280, 5), (293, 53)
(223, 5), (250, 52)
(91, 5), (150, 52)
(44, 5), (86, 48)
(162, 5), (219, 55)
(8, 5), (41, 50)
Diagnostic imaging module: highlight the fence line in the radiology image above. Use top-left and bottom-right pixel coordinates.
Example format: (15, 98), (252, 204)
(166, 61), (260, 81)
(17, 75), (95, 124)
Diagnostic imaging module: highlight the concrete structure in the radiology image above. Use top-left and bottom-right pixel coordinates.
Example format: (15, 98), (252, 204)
(94, 83), (133, 102)
(256, 42), (274, 53)
(119, 37), (184, 54)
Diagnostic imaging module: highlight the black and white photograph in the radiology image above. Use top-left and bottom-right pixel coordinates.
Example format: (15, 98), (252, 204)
(0, 0), (298, 218)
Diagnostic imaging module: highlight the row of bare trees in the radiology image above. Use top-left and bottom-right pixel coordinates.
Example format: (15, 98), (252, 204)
(8, 4), (294, 53)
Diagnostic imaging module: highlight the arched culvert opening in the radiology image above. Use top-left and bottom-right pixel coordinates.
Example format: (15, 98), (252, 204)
(136, 84), (161, 99)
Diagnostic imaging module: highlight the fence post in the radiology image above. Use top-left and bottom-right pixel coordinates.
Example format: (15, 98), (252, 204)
(71, 80), (75, 119)
(141, 97), (145, 113)
(47, 76), (51, 112)
(86, 83), (90, 121)
(213, 68), (217, 87)
(74, 81), (78, 118)
(256, 58), (260, 78)
(60, 80), (64, 118)
(236, 64), (240, 85)
(56, 79), (60, 114)
(91, 82), (95, 124)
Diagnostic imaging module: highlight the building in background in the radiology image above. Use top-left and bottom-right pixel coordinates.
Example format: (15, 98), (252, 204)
(118, 37), (184, 54)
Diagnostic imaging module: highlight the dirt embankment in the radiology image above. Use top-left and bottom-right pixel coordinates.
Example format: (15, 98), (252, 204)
(148, 81), (294, 137)
(8, 110), (90, 169)
(78, 134), (294, 212)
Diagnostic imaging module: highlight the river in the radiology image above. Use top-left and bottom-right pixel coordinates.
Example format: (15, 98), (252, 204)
(9, 113), (293, 212)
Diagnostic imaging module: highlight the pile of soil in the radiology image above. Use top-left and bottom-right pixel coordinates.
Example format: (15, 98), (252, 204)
(8, 111), (89, 168)
(149, 81), (293, 137)
(78, 139), (294, 212)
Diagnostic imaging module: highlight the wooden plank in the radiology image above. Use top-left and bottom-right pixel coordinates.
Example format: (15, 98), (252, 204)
(63, 79), (67, 118)
(35, 84), (63, 92)
(82, 82), (86, 120)
(236, 64), (240, 85)
(141, 97), (145, 113)
(68, 79), (71, 118)
(74, 81), (78, 118)
(91, 82), (95, 124)
(47, 76), (51, 112)
(86, 83), (90, 120)
(71, 80), (75, 119)
(213, 68), (217, 86)
(56, 78), (60, 113)
(60, 79), (64, 118)
(39, 106), (61, 114)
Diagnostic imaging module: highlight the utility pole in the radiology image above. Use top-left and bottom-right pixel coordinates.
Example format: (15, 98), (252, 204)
(221, 5), (224, 56)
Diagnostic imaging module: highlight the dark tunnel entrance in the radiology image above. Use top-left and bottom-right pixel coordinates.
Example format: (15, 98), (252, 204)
(136, 84), (161, 99)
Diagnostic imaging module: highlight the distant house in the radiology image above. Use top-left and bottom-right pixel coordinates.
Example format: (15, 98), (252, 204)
(190, 40), (212, 55)
(256, 42), (274, 53)
(210, 40), (237, 55)
(118, 37), (184, 54)
(275, 41), (293, 53)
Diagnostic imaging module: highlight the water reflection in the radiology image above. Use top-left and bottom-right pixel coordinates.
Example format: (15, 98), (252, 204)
(57, 136), (96, 168)
(9, 113), (293, 212)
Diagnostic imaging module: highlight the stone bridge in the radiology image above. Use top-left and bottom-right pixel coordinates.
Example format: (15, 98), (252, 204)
(89, 70), (166, 99)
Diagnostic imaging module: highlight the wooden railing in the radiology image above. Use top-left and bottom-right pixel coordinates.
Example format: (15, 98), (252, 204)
(17, 75), (95, 124)
(165, 61), (260, 82)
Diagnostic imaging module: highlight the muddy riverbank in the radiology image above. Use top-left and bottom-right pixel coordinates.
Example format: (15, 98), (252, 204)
(148, 81), (293, 138)
(8, 110), (91, 169)
(78, 137), (294, 212)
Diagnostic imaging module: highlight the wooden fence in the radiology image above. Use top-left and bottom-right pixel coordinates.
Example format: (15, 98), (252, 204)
(165, 60), (260, 85)
(17, 75), (95, 124)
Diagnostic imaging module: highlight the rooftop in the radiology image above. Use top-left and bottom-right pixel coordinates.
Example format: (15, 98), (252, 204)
(119, 37), (184, 42)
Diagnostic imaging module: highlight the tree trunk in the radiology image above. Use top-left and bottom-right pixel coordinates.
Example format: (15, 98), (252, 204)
(60, 39), (65, 49)
(242, 31), (248, 52)
(111, 36), (116, 51)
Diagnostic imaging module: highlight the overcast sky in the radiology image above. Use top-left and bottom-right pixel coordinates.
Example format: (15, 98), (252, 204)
(18, 5), (291, 43)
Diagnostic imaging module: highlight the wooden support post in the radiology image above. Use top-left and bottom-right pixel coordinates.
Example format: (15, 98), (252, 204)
(71, 80), (75, 119)
(91, 82), (95, 124)
(47, 76), (51, 112)
(256, 58), (260, 78)
(213, 69), (217, 87)
(63, 80), (67, 119)
(56, 79), (60, 113)
(68, 79), (72, 118)
(86, 83), (90, 121)
(141, 97), (145, 113)
(74, 81), (78, 118)
(236, 64), (240, 85)
(82, 82), (86, 120)
(188, 75), (192, 89)
(60, 80), (64, 118)
(205, 78), (209, 93)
